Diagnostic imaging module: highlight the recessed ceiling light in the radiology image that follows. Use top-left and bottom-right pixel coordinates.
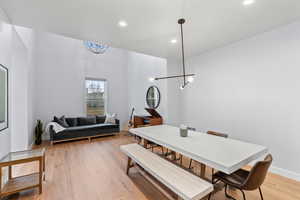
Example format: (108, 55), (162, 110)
(118, 20), (128, 27)
(170, 39), (177, 44)
(243, 0), (255, 6)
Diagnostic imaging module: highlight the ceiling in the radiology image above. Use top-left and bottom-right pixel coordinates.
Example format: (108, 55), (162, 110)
(1, 0), (300, 58)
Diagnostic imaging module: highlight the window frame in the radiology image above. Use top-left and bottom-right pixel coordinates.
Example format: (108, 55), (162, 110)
(85, 78), (108, 116)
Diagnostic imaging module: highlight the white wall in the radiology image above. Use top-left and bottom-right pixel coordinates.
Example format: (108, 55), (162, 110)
(34, 31), (167, 135)
(166, 59), (183, 126)
(13, 26), (37, 147)
(34, 32), (87, 129)
(10, 28), (29, 150)
(169, 21), (300, 180)
(128, 52), (167, 119)
(10, 26), (36, 151)
(0, 8), (12, 160)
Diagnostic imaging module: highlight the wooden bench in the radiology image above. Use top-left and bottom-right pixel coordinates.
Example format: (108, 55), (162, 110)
(120, 144), (213, 200)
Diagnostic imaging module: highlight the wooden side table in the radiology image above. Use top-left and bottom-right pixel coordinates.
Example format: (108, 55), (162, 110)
(0, 148), (45, 198)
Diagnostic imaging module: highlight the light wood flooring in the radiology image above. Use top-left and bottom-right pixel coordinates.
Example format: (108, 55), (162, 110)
(2, 133), (300, 200)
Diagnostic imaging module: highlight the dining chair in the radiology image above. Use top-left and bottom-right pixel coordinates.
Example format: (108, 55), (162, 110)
(188, 131), (228, 174)
(212, 154), (273, 200)
(136, 136), (164, 154)
(206, 131), (228, 138)
(147, 140), (164, 154)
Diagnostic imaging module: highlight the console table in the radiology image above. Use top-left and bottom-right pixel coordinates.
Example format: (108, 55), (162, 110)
(0, 148), (45, 198)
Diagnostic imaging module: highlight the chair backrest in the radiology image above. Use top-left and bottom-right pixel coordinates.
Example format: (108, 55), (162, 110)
(242, 154), (273, 190)
(187, 127), (196, 131)
(207, 131), (228, 138)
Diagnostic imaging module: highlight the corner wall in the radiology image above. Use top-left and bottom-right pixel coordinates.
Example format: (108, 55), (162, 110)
(128, 52), (167, 120)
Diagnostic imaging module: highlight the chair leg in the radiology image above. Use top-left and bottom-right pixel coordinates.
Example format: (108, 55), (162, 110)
(207, 193), (212, 200)
(165, 149), (168, 157)
(189, 159), (193, 169)
(161, 146), (164, 155)
(225, 184), (238, 200)
(259, 187), (264, 200)
(240, 189), (246, 200)
(179, 154), (183, 165)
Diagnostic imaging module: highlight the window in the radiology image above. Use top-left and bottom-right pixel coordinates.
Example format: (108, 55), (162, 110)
(85, 79), (107, 116)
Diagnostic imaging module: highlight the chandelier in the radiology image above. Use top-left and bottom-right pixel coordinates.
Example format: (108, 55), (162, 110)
(151, 18), (195, 89)
(84, 41), (109, 54)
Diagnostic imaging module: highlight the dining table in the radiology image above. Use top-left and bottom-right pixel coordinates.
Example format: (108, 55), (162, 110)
(129, 125), (268, 179)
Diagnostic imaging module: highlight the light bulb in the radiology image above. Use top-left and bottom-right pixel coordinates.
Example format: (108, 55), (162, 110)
(180, 85), (184, 90)
(187, 76), (194, 83)
(170, 39), (177, 44)
(149, 77), (155, 82)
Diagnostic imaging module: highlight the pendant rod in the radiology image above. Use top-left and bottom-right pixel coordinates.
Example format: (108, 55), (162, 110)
(155, 74), (195, 80)
(179, 18), (186, 86)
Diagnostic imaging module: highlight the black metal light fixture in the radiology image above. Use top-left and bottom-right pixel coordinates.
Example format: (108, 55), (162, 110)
(151, 18), (195, 89)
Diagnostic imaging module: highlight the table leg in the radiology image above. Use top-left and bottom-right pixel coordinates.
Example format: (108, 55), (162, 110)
(43, 154), (46, 181)
(8, 166), (12, 179)
(126, 157), (132, 175)
(39, 158), (43, 194)
(0, 166), (2, 192)
(200, 163), (206, 179)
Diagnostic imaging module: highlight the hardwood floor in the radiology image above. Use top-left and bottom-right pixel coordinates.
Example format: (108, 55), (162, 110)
(3, 133), (300, 200)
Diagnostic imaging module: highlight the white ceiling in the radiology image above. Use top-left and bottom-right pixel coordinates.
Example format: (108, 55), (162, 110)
(1, 0), (300, 58)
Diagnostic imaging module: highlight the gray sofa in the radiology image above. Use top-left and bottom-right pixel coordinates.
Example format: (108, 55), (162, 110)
(49, 115), (120, 144)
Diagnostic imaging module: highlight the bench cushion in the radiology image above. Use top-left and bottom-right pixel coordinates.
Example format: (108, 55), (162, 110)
(120, 143), (213, 200)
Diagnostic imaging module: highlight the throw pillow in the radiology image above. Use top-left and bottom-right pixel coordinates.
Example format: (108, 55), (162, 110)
(96, 115), (106, 124)
(54, 115), (69, 128)
(105, 113), (116, 124)
(65, 117), (78, 127)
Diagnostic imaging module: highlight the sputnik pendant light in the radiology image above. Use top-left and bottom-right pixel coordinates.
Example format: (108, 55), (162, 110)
(152, 18), (195, 89)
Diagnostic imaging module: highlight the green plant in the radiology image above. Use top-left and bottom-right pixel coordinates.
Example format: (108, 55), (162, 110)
(35, 120), (44, 145)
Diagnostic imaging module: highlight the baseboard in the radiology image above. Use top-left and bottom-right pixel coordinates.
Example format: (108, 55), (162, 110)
(269, 166), (300, 182)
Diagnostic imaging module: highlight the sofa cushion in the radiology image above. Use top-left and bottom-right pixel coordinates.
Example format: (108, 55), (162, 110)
(54, 115), (69, 128)
(78, 116), (96, 126)
(65, 117), (78, 127)
(64, 123), (119, 132)
(96, 115), (106, 124)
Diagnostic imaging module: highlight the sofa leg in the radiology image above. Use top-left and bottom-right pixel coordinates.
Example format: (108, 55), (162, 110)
(50, 141), (53, 146)
(88, 137), (91, 142)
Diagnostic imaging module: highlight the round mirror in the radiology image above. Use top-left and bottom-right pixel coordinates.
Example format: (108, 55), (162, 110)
(146, 86), (161, 109)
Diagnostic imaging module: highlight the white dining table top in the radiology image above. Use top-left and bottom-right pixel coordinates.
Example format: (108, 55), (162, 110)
(129, 125), (268, 174)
